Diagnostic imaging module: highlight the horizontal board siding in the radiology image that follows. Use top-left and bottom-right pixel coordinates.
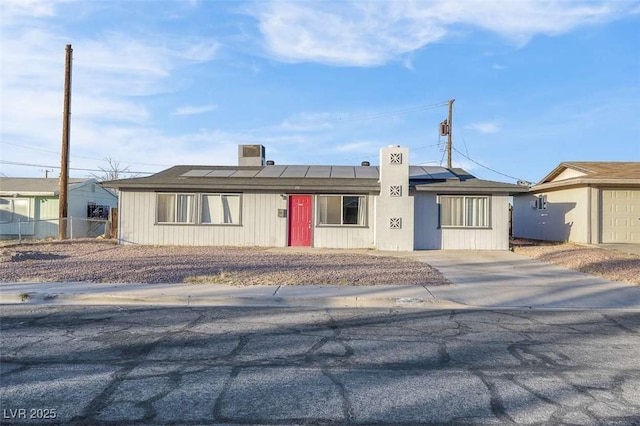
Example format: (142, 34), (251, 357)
(414, 193), (510, 250)
(119, 191), (288, 246)
(313, 196), (375, 249)
(441, 195), (510, 250)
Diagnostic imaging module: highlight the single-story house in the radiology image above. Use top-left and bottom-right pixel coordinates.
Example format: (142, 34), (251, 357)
(105, 144), (528, 251)
(0, 178), (118, 239)
(513, 162), (640, 244)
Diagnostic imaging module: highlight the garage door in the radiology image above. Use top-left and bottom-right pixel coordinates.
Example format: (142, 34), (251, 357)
(601, 190), (640, 243)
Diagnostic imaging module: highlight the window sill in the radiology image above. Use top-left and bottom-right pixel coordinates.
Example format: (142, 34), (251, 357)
(316, 224), (369, 229)
(155, 223), (242, 226)
(439, 226), (492, 230)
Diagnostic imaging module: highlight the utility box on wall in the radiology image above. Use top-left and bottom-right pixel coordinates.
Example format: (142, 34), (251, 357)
(277, 208), (287, 218)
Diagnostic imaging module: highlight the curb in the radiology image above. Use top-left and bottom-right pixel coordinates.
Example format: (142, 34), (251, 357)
(0, 291), (467, 309)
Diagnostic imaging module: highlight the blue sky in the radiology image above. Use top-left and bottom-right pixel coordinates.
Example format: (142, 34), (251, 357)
(1, 0), (639, 184)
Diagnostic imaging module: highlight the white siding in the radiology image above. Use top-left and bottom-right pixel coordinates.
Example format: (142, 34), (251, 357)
(119, 191), (288, 246)
(414, 193), (510, 250)
(441, 195), (510, 250)
(513, 187), (589, 243)
(314, 196), (375, 249)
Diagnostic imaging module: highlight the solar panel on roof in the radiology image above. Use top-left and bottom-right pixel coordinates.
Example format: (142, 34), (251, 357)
(354, 166), (379, 179)
(280, 166), (310, 178)
(231, 170), (261, 178)
(305, 166), (331, 178)
(205, 170), (235, 177)
(422, 166), (456, 179)
(255, 165), (286, 177)
(330, 166), (355, 178)
(180, 170), (214, 177)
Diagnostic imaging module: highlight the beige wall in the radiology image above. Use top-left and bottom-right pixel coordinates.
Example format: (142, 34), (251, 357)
(513, 187), (589, 243)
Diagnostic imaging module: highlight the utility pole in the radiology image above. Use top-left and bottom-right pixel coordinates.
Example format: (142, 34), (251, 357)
(58, 44), (72, 240)
(446, 98), (454, 169)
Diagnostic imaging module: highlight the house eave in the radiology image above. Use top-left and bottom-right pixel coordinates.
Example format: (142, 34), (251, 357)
(528, 178), (640, 192)
(112, 181), (381, 194)
(0, 191), (57, 197)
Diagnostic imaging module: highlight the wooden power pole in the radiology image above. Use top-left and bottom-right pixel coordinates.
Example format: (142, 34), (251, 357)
(446, 98), (454, 169)
(58, 44), (72, 240)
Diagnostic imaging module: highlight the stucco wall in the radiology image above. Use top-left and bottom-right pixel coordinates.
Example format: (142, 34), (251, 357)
(513, 187), (589, 243)
(375, 146), (414, 251)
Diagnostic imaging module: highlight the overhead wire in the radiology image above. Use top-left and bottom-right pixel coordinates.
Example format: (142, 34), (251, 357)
(3, 100), (451, 175)
(1, 141), (171, 168)
(451, 147), (525, 181)
(0, 160), (154, 175)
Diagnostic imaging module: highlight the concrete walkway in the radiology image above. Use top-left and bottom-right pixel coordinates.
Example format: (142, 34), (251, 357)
(417, 250), (640, 310)
(1, 250), (639, 310)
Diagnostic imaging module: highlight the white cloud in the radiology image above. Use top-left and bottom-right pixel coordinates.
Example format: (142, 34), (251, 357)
(335, 142), (377, 153)
(1, 0), (57, 21)
(465, 122), (502, 134)
(172, 105), (218, 116)
(252, 0), (635, 66)
(492, 63), (506, 70)
(0, 1), (221, 177)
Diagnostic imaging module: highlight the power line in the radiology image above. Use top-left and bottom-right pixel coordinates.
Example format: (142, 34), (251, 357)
(246, 101), (449, 133)
(0, 141), (171, 167)
(0, 160), (153, 175)
(451, 147), (525, 181)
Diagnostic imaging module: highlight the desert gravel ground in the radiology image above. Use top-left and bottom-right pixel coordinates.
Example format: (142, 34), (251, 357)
(0, 239), (449, 286)
(512, 240), (640, 285)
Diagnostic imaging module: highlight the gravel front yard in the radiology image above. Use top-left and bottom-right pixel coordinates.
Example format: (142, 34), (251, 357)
(0, 240), (449, 286)
(512, 240), (640, 285)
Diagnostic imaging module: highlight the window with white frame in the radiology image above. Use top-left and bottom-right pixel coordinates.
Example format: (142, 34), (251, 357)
(439, 195), (489, 228)
(0, 198), (30, 223)
(157, 193), (196, 224)
(201, 194), (241, 224)
(317, 195), (366, 226)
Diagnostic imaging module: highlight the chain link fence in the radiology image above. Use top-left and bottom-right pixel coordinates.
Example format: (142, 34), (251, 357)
(0, 217), (113, 242)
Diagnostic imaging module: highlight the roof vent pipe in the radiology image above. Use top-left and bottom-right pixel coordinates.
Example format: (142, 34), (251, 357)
(361, 161), (370, 166)
(266, 160), (275, 166)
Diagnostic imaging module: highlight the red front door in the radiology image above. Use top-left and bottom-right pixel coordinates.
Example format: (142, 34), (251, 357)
(288, 195), (312, 246)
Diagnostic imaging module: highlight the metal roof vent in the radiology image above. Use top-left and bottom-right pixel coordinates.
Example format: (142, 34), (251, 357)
(361, 161), (370, 166)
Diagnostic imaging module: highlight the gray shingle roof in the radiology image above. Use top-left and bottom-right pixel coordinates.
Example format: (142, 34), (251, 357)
(0, 178), (91, 195)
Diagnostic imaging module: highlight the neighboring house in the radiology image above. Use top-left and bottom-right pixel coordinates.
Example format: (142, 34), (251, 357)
(0, 178), (118, 239)
(105, 145), (527, 251)
(513, 162), (640, 244)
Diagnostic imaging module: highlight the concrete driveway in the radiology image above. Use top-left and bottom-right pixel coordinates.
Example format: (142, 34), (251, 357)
(416, 250), (640, 310)
(598, 243), (640, 256)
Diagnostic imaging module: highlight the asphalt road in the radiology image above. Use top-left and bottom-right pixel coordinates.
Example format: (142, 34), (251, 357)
(1, 305), (639, 425)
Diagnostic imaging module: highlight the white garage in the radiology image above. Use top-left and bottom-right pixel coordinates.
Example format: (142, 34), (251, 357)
(602, 189), (640, 243)
(513, 162), (640, 245)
